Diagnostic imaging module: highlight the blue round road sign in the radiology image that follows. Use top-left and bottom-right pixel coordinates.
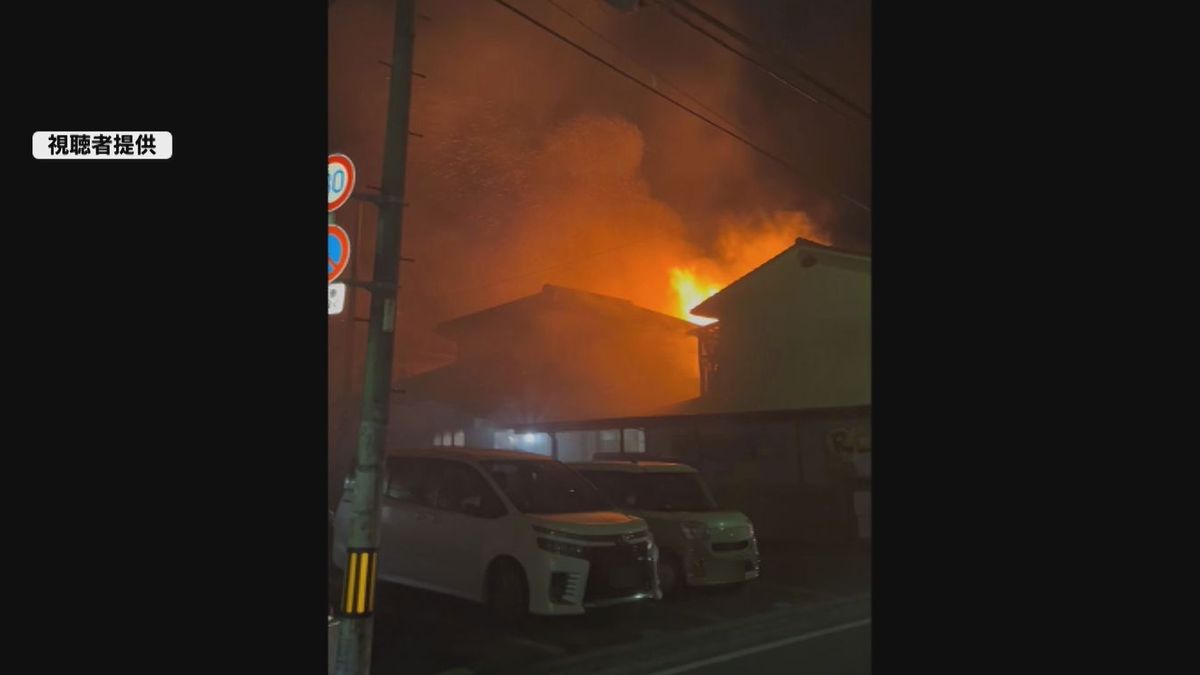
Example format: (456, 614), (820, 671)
(328, 225), (351, 283)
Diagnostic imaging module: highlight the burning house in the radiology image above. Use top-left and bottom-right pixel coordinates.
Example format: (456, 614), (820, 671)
(387, 284), (699, 454)
(684, 236), (869, 409)
(513, 237), (872, 544)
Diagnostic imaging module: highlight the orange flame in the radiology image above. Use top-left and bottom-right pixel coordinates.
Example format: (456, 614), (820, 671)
(669, 267), (722, 326)
(665, 213), (830, 326)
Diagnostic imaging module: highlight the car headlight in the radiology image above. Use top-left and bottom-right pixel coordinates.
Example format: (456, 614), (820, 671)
(680, 521), (707, 540)
(537, 537), (587, 559)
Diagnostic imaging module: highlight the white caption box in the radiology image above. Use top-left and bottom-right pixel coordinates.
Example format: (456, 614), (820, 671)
(32, 131), (173, 159)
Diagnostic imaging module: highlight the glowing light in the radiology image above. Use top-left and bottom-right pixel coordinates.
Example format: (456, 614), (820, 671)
(669, 267), (721, 326)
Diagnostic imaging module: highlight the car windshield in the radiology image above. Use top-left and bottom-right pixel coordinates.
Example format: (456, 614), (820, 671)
(481, 459), (611, 515)
(583, 471), (718, 512)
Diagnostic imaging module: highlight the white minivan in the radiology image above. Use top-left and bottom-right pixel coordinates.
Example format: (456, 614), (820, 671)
(332, 447), (660, 618)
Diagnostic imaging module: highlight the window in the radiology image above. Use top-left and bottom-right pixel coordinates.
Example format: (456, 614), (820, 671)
(580, 471), (638, 508)
(598, 429), (622, 454)
(453, 430), (465, 447)
(632, 473), (717, 512)
(384, 458), (431, 506)
(481, 460), (610, 515)
(623, 429), (645, 454)
(580, 471), (717, 512)
(385, 458), (505, 517)
(430, 461), (506, 518)
(493, 430), (516, 450)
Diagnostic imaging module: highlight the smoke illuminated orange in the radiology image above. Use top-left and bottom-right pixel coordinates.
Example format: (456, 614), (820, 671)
(669, 267), (722, 326)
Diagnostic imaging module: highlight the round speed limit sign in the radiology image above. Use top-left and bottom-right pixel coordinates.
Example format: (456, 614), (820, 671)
(328, 153), (356, 212)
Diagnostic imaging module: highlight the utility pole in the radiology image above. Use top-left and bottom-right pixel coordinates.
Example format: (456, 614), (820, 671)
(333, 1), (416, 674)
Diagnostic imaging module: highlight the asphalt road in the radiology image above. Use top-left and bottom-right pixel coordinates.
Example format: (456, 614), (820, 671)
(354, 544), (870, 674)
(648, 620), (871, 675)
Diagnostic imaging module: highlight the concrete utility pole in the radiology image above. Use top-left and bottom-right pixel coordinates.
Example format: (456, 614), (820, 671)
(333, 1), (416, 673)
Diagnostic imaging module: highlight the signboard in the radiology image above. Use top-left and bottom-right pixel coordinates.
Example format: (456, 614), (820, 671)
(328, 282), (347, 315)
(328, 153), (356, 212)
(328, 224), (351, 283)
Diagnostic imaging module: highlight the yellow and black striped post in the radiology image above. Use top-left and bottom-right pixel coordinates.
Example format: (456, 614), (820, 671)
(339, 548), (379, 617)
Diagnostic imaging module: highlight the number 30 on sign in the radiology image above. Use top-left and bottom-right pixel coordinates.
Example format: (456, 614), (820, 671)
(328, 153), (356, 213)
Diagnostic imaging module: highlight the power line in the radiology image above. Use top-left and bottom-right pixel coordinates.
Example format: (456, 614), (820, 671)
(672, 0), (824, 82)
(661, 0), (870, 122)
(672, 0), (869, 119)
(653, 0), (870, 124)
(488, 0), (871, 215)
(546, 0), (746, 138)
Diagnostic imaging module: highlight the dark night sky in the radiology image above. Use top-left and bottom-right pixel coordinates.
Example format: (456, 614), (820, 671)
(328, 0), (870, 376)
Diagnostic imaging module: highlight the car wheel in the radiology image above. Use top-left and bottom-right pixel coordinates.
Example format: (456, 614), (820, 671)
(488, 558), (528, 623)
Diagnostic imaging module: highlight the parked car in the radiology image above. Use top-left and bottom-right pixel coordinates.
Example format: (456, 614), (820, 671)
(571, 457), (760, 595)
(332, 447), (660, 619)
